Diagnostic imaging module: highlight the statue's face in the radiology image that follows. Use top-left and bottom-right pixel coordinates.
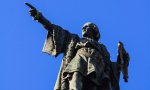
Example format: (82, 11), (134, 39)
(82, 22), (100, 41)
(82, 24), (94, 37)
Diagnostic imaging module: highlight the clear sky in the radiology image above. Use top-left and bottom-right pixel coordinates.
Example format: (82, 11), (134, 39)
(0, 0), (150, 90)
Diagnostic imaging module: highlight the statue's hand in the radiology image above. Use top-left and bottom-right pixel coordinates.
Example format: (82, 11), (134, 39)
(25, 2), (41, 21)
(29, 9), (42, 20)
(29, 9), (37, 17)
(25, 2), (52, 31)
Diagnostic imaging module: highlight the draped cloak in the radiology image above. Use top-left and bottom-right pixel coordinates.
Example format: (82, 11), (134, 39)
(42, 24), (111, 90)
(42, 24), (79, 89)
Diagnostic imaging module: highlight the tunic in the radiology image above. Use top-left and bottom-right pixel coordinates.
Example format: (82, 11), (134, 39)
(42, 24), (110, 90)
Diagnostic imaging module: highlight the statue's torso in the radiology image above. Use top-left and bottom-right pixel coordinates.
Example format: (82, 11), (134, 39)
(64, 38), (106, 78)
(75, 38), (104, 58)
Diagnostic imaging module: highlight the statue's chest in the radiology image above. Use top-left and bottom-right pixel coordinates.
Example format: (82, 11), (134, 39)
(75, 38), (101, 51)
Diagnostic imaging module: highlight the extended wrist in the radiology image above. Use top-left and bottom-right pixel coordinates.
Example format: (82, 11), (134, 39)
(34, 12), (42, 21)
(37, 14), (52, 26)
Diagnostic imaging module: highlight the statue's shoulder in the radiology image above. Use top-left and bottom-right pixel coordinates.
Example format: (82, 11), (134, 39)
(98, 42), (106, 47)
(98, 42), (110, 54)
(71, 33), (79, 38)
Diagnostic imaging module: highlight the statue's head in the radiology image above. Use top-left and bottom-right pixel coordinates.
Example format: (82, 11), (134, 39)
(82, 22), (100, 41)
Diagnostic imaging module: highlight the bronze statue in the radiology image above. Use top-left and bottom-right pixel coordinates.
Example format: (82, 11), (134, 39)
(25, 3), (130, 90)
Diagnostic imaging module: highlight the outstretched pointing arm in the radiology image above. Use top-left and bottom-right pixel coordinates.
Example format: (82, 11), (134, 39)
(25, 2), (53, 32)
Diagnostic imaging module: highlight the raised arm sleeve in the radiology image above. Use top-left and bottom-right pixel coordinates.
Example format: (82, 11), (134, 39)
(42, 24), (71, 57)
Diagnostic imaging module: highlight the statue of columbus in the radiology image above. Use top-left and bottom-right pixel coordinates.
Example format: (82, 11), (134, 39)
(25, 3), (130, 90)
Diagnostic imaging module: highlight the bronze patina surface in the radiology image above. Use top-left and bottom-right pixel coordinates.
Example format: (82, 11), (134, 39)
(26, 3), (130, 90)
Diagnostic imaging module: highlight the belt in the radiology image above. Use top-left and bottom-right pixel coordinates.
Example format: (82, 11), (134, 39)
(77, 48), (102, 58)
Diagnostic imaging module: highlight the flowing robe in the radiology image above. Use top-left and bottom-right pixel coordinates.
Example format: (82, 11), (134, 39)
(42, 24), (79, 89)
(42, 24), (111, 90)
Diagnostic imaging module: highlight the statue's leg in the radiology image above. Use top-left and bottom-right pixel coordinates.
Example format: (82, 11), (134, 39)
(61, 78), (69, 90)
(82, 76), (98, 90)
(69, 72), (83, 90)
(61, 74), (71, 90)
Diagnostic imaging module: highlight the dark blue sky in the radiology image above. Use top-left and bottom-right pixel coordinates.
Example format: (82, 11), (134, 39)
(0, 0), (150, 90)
